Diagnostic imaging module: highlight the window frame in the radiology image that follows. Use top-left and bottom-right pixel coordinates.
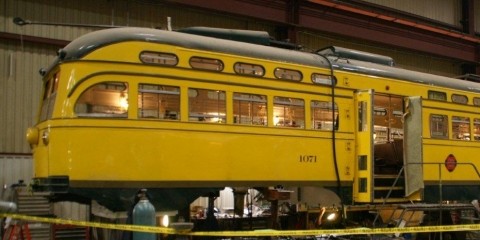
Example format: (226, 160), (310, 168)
(452, 116), (471, 140)
(74, 81), (129, 118)
(233, 92), (267, 126)
(429, 114), (449, 139)
(311, 100), (339, 130)
(138, 83), (180, 120)
(139, 51), (178, 66)
(273, 96), (305, 128)
(451, 94), (468, 104)
(188, 88), (226, 123)
(273, 67), (303, 81)
(428, 90), (447, 101)
(233, 62), (265, 77)
(189, 56), (224, 72)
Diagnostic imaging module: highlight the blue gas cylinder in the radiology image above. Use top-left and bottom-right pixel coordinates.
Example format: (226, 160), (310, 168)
(133, 189), (156, 240)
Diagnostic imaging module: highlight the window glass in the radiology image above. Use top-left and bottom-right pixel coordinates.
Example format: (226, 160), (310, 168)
(311, 101), (338, 130)
(359, 178), (367, 193)
(40, 72), (59, 121)
(358, 101), (367, 132)
(274, 68), (302, 81)
(451, 94), (468, 104)
(140, 52), (178, 66)
(189, 57), (224, 71)
(428, 91), (447, 101)
(188, 88), (226, 123)
(234, 62), (265, 76)
(430, 114), (448, 139)
(311, 73), (335, 85)
(138, 84), (180, 120)
(473, 97), (480, 106)
(75, 82), (128, 118)
(233, 93), (267, 125)
(474, 118), (480, 141)
(373, 95), (404, 142)
(273, 96), (305, 128)
(452, 116), (470, 140)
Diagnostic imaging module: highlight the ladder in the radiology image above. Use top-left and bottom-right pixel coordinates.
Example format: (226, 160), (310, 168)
(2, 222), (31, 240)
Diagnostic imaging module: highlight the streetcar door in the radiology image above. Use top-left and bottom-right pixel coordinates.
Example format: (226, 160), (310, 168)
(354, 89), (374, 203)
(403, 96), (424, 198)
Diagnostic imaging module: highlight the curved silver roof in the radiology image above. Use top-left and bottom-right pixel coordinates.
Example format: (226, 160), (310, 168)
(59, 27), (329, 68)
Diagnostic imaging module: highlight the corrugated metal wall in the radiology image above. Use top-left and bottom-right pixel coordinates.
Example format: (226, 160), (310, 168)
(0, 154), (32, 200)
(53, 201), (90, 221)
(0, 40), (57, 153)
(476, 0), (480, 33)
(362, 0), (462, 27)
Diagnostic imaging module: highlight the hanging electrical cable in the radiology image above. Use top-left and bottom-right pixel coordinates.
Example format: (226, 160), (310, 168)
(314, 52), (345, 224)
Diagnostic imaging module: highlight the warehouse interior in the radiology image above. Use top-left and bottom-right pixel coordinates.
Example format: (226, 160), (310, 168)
(1, 0), (479, 239)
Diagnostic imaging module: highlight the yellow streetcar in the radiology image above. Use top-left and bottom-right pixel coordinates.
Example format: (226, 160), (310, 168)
(26, 26), (480, 230)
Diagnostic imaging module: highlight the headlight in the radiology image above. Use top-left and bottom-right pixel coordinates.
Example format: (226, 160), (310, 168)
(26, 127), (39, 146)
(41, 130), (50, 145)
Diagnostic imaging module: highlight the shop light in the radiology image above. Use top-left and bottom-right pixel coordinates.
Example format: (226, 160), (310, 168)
(161, 215), (169, 227)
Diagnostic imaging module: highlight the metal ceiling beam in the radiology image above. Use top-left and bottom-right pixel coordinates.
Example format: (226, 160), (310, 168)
(166, 0), (479, 65)
(164, 0), (288, 24)
(0, 31), (69, 47)
(300, 2), (477, 61)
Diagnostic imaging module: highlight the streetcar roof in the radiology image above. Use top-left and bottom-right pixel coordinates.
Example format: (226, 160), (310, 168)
(53, 27), (480, 94)
(332, 58), (480, 93)
(58, 27), (329, 68)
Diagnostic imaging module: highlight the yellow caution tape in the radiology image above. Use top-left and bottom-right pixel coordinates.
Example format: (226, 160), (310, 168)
(0, 213), (176, 234)
(1, 213), (480, 236)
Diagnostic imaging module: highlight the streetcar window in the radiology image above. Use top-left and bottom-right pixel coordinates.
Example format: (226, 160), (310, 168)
(188, 88), (226, 123)
(428, 91), (446, 101)
(373, 95), (404, 142)
(474, 119), (480, 141)
(233, 93), (267, 125)
(75, 82), (128, 118)
(452, 116), (470, 140)
(429, 114), (448, 139)
(234, 62), (265, 77)
(273, 97), (305, 128)
(189, 57), (224, 71)
(311, 101), (338, 130)
(140, 52), (178, 66)
(138, 84), (180, 120)
(451, 94), (468, 104)
(274, 68), (302, 81)
(358, 101), (368, 132)
(40, 72), (60, 121)
(359, 178), (367, 193)
(473, 97), (480, 106)
(311, 73), (335, 86)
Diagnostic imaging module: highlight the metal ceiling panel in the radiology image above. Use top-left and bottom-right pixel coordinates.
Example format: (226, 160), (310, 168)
(363, 0), (462, 27)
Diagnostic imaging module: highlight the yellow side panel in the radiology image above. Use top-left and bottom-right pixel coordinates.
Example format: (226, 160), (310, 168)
(422, 103), (480, 183)
(353, 90), (373, 203)
(45, 120), (355, 187)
